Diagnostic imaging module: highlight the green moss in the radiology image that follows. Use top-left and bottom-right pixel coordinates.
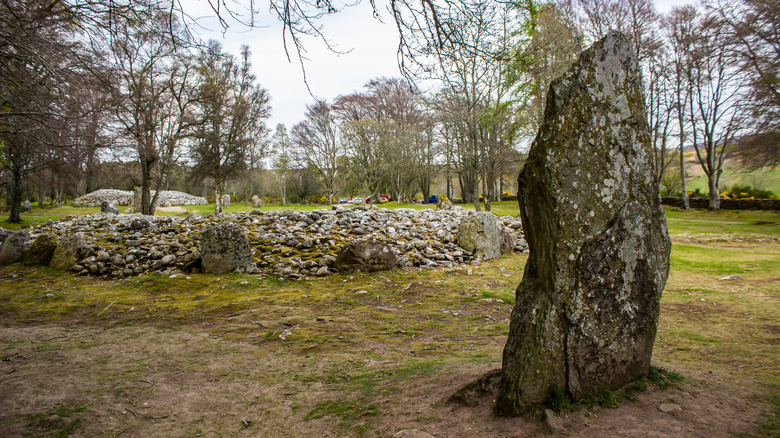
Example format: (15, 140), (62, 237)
(23, 234), (59, 266)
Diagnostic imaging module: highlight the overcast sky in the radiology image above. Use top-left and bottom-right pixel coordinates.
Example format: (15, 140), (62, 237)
(182, 0), (694, 135)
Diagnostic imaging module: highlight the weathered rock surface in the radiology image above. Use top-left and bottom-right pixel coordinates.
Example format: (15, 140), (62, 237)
(457, 212), (501, 260)
(0, 231), (31, 264)
(75, 189), (207, 208)
(221, 194), (231, 208)
(436, 197), (453, 210)
(50, 234), (89, 271)
(200, 222), (254, 274)
(22, 200), (32, 212)
(334, 240), (397, 272)
(23, 234), (59, 266)
(101, 201), (119, 215)
(251, 195), (262, 207)
(0, 228), (12, 246)
(496, 32), (671, 415)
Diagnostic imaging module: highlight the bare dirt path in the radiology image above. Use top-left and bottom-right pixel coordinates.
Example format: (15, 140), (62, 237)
(0, 323), (771, 437)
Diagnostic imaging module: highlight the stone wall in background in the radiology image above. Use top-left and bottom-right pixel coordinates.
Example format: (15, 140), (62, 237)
(661, 197), (780, 210)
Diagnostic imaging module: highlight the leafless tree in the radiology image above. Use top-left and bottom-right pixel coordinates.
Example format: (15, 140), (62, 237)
(291, 100), (341, 204)
(711, 0), (779, 169)
(664, 5), (698, 208)
(0, 0), (86, 222)
(685, 9), (747, 209)
(107, 6), (199, 214)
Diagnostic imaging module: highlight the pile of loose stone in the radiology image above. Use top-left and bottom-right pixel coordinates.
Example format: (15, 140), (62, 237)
(74, 189), (207, 207)
(0, 206), (527, 279)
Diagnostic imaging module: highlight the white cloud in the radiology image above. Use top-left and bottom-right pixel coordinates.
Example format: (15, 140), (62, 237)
(180, 0), (402, 132)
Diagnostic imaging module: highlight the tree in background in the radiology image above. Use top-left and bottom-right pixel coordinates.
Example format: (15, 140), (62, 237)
(291, 101), (341, 205)
(109, 7), (195, 215)
(664, 5), (698, 208)
(271, 123), (292, 205)
(191, 41), (271, 214)
(508, 3), (582, 138)
(0, 0), (81, 222)
(714, 0), (779, 170)
(684, 9), (746, 210)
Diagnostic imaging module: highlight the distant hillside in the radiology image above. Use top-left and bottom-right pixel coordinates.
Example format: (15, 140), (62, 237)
(664, 152), (779, 197)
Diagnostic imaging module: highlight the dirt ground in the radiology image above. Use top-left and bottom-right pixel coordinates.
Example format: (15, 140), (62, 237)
(0, 322), (772, 437)
(0, 227), (777, 437)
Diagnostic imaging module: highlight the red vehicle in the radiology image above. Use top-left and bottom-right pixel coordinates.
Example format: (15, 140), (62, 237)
(365, 195), (390, 204)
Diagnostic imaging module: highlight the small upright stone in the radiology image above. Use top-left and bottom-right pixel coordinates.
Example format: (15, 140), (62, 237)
(436, 196), (453, 210)
(496, 32), (671, 415)
(221, 194), (231, 208)
(21, 200), (32, 212)
(251, 195), (262, 207)
(457, 212), (500, 260)
(133, 187), (142, 212)
(101, 201), (119, 215)
(200, 222), (254, 274)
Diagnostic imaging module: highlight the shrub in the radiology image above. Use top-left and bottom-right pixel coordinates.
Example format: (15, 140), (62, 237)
(687, 188), (707, 198)
(720, 184), (776, 199)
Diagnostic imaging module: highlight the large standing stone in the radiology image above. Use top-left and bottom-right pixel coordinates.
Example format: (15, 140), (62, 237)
(50, 234), (89, 271)
(0, 231), (31, 264)
(24, 234), (59, 266)
(457, 212), (501, 260)
(334, 240), (397, 272)
(495, 32), (671, 415)
(221, 194), (231, 208)
(200, 222), (254, 274)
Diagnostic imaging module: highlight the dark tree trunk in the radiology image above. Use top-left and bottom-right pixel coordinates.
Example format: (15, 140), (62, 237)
(140, 156), (155, 215)
(9, 166), (23, 223)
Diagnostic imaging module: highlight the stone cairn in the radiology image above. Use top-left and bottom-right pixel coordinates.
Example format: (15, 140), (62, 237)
(495, 32), (671, 415)
(75, 189), (207, 208)
(0, 206), (527, 279)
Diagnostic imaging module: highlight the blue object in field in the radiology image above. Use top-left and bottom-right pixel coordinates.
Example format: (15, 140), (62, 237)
(428, 195), (438, 204)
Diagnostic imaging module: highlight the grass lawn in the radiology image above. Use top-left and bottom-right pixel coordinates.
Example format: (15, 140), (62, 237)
(0, 203), (777, 436)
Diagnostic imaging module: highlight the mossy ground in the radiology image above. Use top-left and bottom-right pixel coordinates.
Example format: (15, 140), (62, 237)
(0, 208), (778, 437)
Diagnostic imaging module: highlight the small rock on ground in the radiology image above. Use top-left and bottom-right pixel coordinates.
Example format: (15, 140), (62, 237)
(393, 429), (434, 438)
(658, 403), (682, 413)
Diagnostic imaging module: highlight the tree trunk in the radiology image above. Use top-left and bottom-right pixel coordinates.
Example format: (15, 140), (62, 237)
(215, 182), (222, 214)
(473, 172), (480, 212)
(38, 182), (45, 209)
(708, 175), (720, 210)
(140, 156), (154, 215)
(281, 174), (287, 205)
(8, 166), (23, 223)
(679, 147), (689, 209)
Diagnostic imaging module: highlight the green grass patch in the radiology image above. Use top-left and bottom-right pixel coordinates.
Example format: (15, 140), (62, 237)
(303, 399), (379, 421)
(24, 405), (86, 438)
